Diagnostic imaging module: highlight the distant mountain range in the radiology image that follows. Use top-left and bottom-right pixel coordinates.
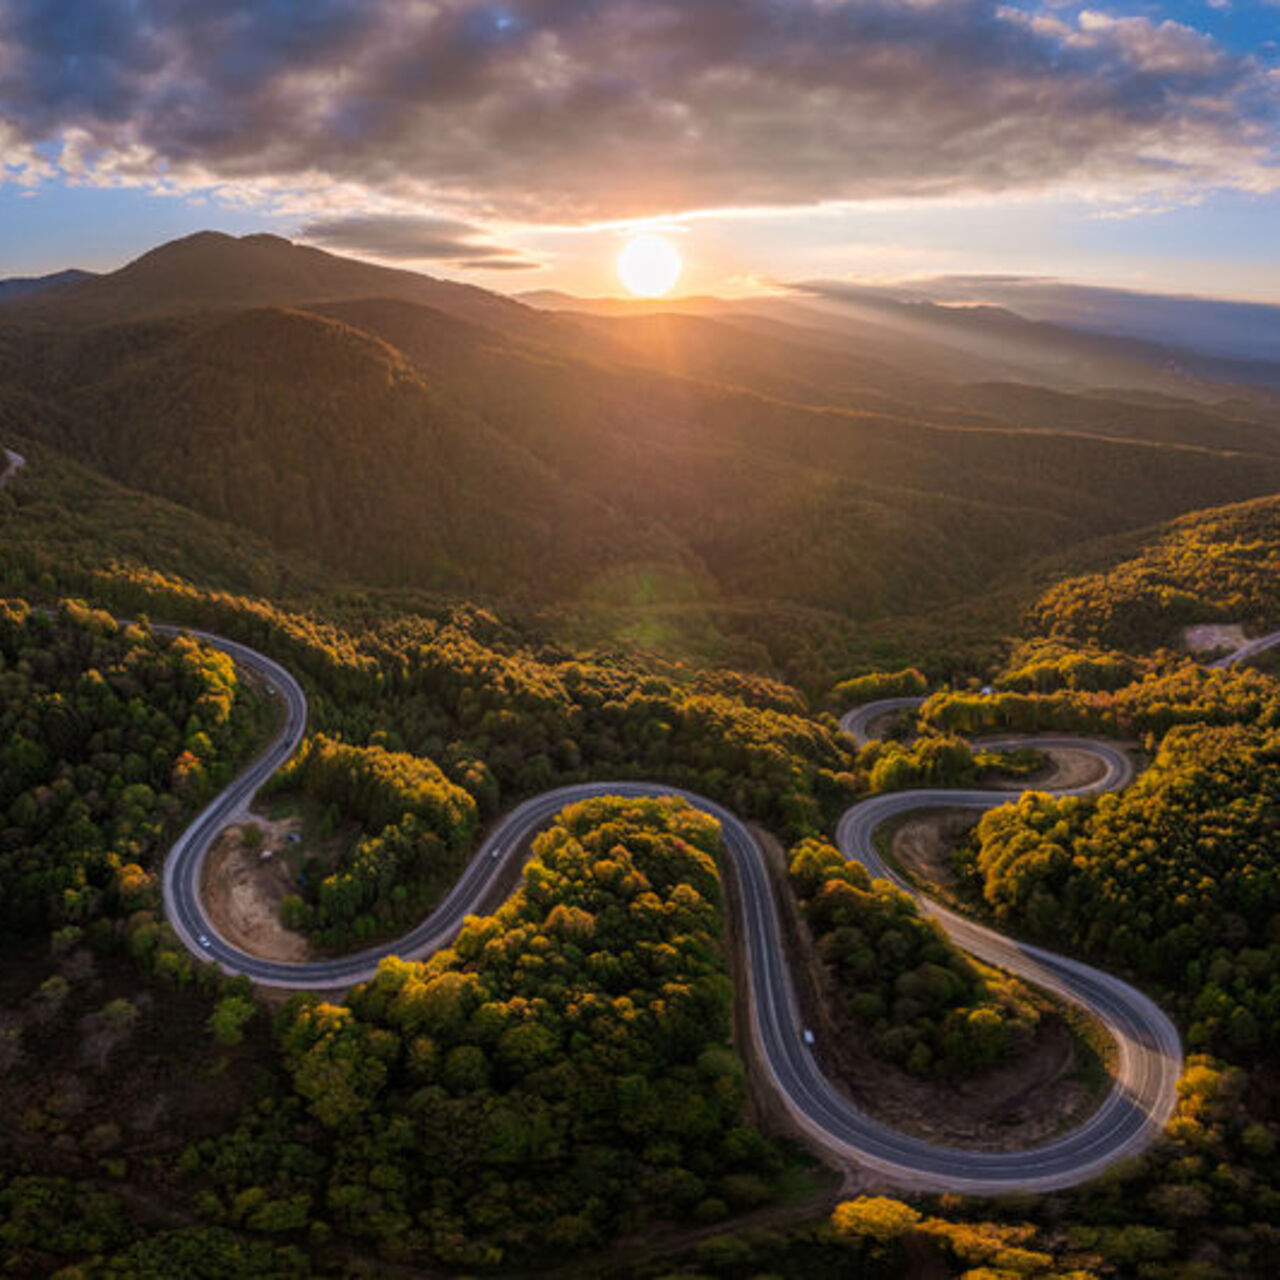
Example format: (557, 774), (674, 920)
(521, 285), (1280, 396)
(0, 268), (96, 303)
(3, 231), (1280, 621)
(804, 276), (1280, 365)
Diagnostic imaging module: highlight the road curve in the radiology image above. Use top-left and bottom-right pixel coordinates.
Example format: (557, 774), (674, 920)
(158, 624), (309, 970)
(1211, 629), (1280, 668)
(832, 743), (1181, 1190)
(839, 696), (926, 748)
(158, 626), (1188, 1193)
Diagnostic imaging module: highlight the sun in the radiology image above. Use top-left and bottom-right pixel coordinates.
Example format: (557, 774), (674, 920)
(617, 234), (682, 298)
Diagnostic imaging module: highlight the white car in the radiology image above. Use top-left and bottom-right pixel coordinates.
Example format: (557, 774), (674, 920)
(802, 1028), (816, 1047)
(197, 934), (212, 949)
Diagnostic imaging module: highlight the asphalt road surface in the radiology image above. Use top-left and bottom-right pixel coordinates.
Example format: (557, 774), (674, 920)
(839, 696), (927, 747)
(158, 627), (1198, 1193)
(1211, 630), (1280, 668)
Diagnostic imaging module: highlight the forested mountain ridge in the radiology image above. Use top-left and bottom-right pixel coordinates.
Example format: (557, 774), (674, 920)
(1029, 491), (1280, 649)
(523, 284), (1280, 398)
(5, 232), (1280, 628)
(0, 231), (531, 334)
(20, 305), (683, 596)
(0, 268), (96, 304)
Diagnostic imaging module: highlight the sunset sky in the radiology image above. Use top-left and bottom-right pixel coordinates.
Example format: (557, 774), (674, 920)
(1, 0), (1278, 301)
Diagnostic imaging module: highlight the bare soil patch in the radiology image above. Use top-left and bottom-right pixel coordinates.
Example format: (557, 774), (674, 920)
(981, 743), (1108, 792)
(1183, 622), (1246, 655)
(861, 708), (908, 742)
(815, 1003), (1095, 1152)
(201, 818), (312, 963)
(887, 742), (1113, 896)
(890, 810), (974, 889)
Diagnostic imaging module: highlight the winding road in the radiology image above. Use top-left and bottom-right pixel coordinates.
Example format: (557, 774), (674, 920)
(5, 427), (1274, 1191)
(1211, 630), (1280, 668)
(154, 627), (1200, 1194)
(840, 696), (930, 749)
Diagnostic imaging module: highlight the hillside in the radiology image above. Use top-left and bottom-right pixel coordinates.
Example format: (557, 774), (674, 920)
(525, 285), (1280, 400)
(0, 268), (95, 304)
(789, 288), (1280, 396)
(1028, 492), (1280, 649)
(5, 232), (1280, 633)
(0, 231), (533, 334)
(36, 306), (681, 596)
(0, 432), (319, 599)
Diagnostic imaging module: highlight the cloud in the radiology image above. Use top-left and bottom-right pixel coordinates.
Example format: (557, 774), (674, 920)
(458, 257), (540, 270)
(299, 213), (532, 267)
(0, 0), (1276, 221)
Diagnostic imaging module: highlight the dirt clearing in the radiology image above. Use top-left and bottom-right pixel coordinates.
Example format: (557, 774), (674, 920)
(890, 810), (975, 888)
(201, 818), (312, 963)
(1183, 622), (1246, 655)
(862, 708), (910, 741)
(982, 744), (1109, 792)
(815, 1004), (1098, 1152)
(890, 744), (1114, 891)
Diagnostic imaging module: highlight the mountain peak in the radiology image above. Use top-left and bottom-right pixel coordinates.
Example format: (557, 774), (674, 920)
(0, 267), (96, 304)
(5, 229), (535, 333)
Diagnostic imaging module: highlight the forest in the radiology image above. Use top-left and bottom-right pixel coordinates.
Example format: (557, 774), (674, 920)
(1028, 493), (1280, 650)
(967, 720), (1280, 1059)
(268, 735), (477, 949)
(789, 838), (1039, 1078)
(1, 485), (1279, 1273)
(184, 796), (791, 1268)
(4, 236), (1280, 1273)
(0, 598), (263, 942)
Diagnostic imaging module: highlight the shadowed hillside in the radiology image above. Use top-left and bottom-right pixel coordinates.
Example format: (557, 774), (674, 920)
(5, 232), (1280, 623)
(36, 306), (683, 596)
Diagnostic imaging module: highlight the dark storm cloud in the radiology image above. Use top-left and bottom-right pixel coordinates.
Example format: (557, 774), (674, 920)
(300, 213), (529, 265)
(0, 0), (1275, 219)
